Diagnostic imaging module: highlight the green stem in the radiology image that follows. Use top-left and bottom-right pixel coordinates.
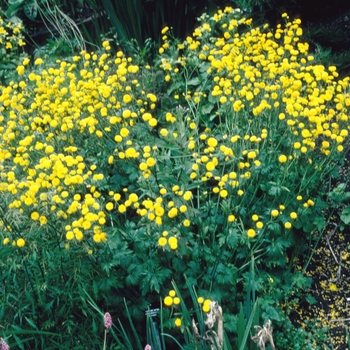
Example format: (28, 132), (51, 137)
(103, 329), (107, 350)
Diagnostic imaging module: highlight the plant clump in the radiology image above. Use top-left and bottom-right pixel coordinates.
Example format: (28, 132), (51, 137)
(0, 6), (349, 348)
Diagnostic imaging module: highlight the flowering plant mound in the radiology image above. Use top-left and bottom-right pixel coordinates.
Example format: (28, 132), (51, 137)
(0, 6), (349, 348)
(0, 15), (27, 83)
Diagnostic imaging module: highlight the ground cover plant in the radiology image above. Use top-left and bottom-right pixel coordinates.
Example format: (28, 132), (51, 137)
(0, 5), (349, 349)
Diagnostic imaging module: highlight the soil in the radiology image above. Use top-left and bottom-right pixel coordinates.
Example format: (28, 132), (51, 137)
(290, 151), (350, 349)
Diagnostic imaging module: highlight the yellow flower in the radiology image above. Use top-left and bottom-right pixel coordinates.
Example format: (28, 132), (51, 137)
(175, 318), (182, 327)
(228, 214), (235, 222)
(168, 208), (178, 218)
(106, 202), (114, 211)
(252, 214), (259, 221)
(183, 191), (192, 201)
(164, 296), (173, 306)
(307, 199), (315, 206)
(202, 301), (211, 312)
(168, 236), (178, 249)
(207, 137), (218, 147)
(278, 155), (287, 163)
(17, 238), (25, 247)
(220, 189), (228, 198)
(206, 162), (215, 171)
(290, 212), (298, 219)
(161, 26), (169, 34)
(180, 205), (187, 213)
(149, 118), (157, 127)
(329, 283), (338, 291)
(256, 221), (263, 229)
(285, 222), (292, 229)
(120, 127), (129, 137)
(271, 210), (279, 217)
(173, 297), (180, 305)
(160, 128), (168, 137)
(247, 229), (256, 238)
(197, 297), (204, 304)
(118, 204), (126, 213)
(123, 94), (132, 103)
(146, 157), (156, 167)
(3, 237), (10, 245)
(158, 237), (167, 246)
(183, 219), (191, 227)
(34, 58), (43, 65)
(247, 151), (256, 159)
(16, 65), (25, 75)
(31, 211), (40, 220)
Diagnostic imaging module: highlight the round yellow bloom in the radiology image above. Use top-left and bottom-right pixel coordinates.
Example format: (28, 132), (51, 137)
(173, 297), (180, 305)
(31, 211), (40, 220)
(175, 318), (182, 327)
(66, 231), (74, 240)
(197, 297), (204, 304)
(120, 127), (129, 137)
(252, 214), (259, 221)
(207, 137), (218, 147)
(169, 290), (176, 297)
(123, 94), (132, 103)
(271, 210), (279, 217)
(106, 202), (114, 211)
(183, 191), (192, 201)
(16, 65), (25, 75)
(247, 229), (256, 238)
(228, 214), (235, 222)
(149, 118), (158, 127)
(256, 221), (263, 229)
(17, 238), (25, 247)
(247, 151), (256, 159)
(290, 212), (298, 219)
(202, 303), (211, 312)
(206, 162), (215, 171)
(158, 237), (167, 247)
(220, 189), (228, 198)
(146, 157), (156, 167)
(278, 155), (287, 163)
(160, 128), (168, 137)
(35, 58), (43, 65)
(118, 204), (126, 213)
(164, 296), (173, 306)
(307, 199), (315, 206)
(183, 219), (191, 227)
(285, 222), (292, 229)
(3, 238), (10, 245)
(180, 205), (187, 213)
(168, 208), (178, 218)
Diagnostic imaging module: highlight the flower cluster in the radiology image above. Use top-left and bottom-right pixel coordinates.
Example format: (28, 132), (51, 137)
(163, 289), (180, 307)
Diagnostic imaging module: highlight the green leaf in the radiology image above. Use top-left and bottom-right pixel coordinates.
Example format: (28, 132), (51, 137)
(23, 1), (37, 20)
(340, 206), (350, 225)
(201, 103), (214, 115)
(305, 294), (317, 305)
(264, 305), (282, 321)
(268, 185), (281, 196)
(187, 77), (200, 86)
